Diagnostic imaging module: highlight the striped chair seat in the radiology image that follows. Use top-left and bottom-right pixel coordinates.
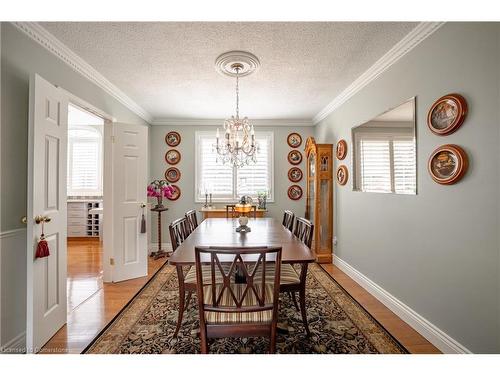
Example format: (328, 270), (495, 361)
(184, 264), (232, 284)
(254, 263), (300, 285)
(203, 283), (275, 324)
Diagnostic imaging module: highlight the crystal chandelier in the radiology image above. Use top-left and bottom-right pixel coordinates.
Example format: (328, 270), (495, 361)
(215, 62), (258, 168)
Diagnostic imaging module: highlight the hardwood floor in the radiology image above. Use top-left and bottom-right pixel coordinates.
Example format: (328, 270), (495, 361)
(321, 264), (441, 354)
(41, 239), (166, 354)
(66, 238), (103, 312)
(42, 239), (439, 354)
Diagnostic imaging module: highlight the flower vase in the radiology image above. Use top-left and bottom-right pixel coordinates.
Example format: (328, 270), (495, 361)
(155, 195), (164, 209)
(258, 196), (267, 210)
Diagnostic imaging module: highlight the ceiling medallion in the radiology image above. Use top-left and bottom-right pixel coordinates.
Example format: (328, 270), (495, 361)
(214, 51), (260, 168)
(215, 51), (260, 77)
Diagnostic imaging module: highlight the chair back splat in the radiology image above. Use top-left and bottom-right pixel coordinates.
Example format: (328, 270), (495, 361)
(226, 204), (257, 218)
(293, 217), (314, 249)
(169, 217), (190, 251)
(282, 210), (295, 231)
(225, 205), (236, 218)
(194, 245), (282, 353)
(185, 209), (198, 233)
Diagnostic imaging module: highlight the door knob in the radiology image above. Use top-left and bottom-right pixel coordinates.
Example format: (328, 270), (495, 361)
(21, 216), (27, 224)
(35, 215), (52, 224)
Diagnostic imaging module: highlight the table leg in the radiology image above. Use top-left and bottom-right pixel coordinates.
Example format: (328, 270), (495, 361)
(299, 263), (310, 336)
(173, 265), (186, 338)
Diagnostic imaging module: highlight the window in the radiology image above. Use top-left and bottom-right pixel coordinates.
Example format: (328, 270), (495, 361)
(195, 131), (274, 201)
(359, 138), (391, 193)
(67, 104), (104, 196)
(355, 133), (416, 194)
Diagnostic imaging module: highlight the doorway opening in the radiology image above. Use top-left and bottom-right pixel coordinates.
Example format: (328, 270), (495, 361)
(66, 104), (105, 312)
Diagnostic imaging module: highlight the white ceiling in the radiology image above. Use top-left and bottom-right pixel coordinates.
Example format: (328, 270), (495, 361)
(39, 22), (418, 121)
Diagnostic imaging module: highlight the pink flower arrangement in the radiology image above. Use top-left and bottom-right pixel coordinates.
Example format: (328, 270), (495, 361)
(147, 180), (174, 207)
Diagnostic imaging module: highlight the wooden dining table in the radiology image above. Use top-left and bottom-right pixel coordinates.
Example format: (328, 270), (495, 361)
(168, 217), (316, 266)
(168, 217), (316, 337)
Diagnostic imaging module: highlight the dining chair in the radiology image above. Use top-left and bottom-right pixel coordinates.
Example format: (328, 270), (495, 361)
(168, 217), (190, 251)
(249, 205), (257, 218)
(171, 217), (230, 338)
(293, 217), (314, 249)
(185, 209), (199, 233)
(282, 210), (295, 231)
(225, 204), (236, 218)
(255, 216), (313, 335)
(226, 204), (257, 218)
(194, 245), (282, 354)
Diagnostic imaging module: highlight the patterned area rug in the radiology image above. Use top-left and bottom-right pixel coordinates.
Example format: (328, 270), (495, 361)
(85, 263), (407, 354)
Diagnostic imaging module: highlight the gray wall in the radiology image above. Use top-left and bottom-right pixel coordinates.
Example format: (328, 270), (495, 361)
(0, 23), (149, 348)
(315, 22), (500, 353)
(149, 125), (314, 243)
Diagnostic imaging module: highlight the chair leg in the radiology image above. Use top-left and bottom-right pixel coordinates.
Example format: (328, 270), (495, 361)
(173, 293), (185, 338)
(199, 328), (209, 354)
(289, 291), (300, 312)
(299, 286), (310, 336)
(269, 324), (277, 354)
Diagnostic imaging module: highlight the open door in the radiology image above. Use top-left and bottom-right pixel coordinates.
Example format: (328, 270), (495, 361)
(27, 74), (68, 352)
(104, 122), (148, 282)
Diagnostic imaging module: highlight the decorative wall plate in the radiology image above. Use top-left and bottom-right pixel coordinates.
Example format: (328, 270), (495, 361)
(288, 150), (302, 165)
(427, 94), (467, 136)
(336, 139), (347, 160)
(165, 131), (181, 146)
(167, 185), (181, 200)
(428, 144), (468, 185)
(165, 149), (181, 165)
(288, 167), (303, 183)
(165, 167), (181, 183)
(287, 185), (303, 200)
(336, 165), (349, 185)
(287, 133), (302, 148)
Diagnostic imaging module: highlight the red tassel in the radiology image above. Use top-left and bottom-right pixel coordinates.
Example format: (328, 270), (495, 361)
(35, 237), (50, 258)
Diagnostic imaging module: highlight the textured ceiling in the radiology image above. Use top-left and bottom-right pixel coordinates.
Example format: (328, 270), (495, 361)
(40, 22), (418, 120)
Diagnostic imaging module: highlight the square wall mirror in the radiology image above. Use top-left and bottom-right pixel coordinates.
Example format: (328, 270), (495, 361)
(352, 98), (416, 195)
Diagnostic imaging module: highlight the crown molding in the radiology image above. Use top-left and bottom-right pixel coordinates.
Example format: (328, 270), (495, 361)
(313, 22), (445, 125)
(150, 118), (314, 127)
(11, 22), (444, 127)
(11, 22), (153, 123)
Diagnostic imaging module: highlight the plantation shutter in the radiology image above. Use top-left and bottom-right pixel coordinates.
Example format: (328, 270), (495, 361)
(67, 127), (102, 195)
(198, 136), (233, 198)
(196, 132), (274, 200)
(393, 138), (416, 194)
(236, 134), (272, 196)
(359, 138), (391, 193)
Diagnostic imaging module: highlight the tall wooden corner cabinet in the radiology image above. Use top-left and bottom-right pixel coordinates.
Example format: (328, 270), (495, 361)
(304, 137), (333, 263)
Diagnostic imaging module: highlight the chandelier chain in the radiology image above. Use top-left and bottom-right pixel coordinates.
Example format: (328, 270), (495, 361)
(214, 60), (258, 168)
(235, 67), (240, 118)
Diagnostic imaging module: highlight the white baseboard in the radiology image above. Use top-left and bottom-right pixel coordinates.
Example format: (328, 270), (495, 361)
(0, 331), (26, 354)
(333, 255), (471, 354)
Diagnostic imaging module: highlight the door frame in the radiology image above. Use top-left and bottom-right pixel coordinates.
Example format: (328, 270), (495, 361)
(0, 24), (3, 345)
(61, 89), (115, 282)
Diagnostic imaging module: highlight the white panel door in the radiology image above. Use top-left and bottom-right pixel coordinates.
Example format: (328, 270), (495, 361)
(111, 123), (148, 282)
(27, 74), (68, 352)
